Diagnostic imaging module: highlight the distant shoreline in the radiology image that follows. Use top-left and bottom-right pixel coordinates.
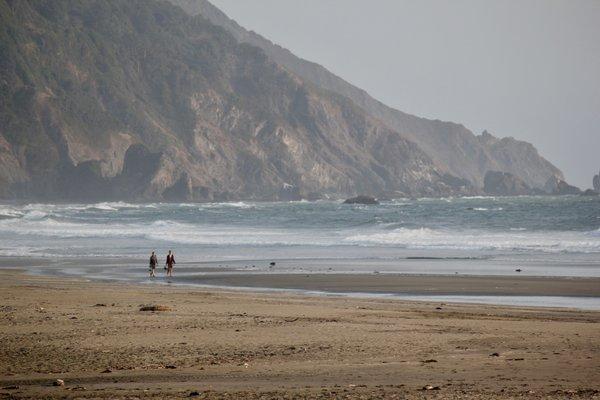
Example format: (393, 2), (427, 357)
(4, 256), (600, 310)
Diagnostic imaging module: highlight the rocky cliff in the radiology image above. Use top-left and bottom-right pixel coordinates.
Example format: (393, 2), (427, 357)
(1, 0), (477, 201)
(168, 0), (564, 190)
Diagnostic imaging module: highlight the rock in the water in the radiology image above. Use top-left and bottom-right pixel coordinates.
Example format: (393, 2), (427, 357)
(554, 180), (581, 195)
(483, 171), (531, 196)
(582, 189), (599, 196)
(544, 176), (581, 195)
(343, 195), (379, 205)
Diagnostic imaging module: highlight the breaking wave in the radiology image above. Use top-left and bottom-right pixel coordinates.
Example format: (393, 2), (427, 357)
(0, 215), (599, 253)
(344, 227), (600, 253)
(0, 197), (598, 259)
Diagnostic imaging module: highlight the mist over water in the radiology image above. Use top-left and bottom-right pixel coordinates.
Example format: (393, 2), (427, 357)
(0, 196), (599, 278)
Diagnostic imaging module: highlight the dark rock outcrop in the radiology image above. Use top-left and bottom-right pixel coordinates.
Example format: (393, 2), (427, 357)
(581, 189), (599, 196)
(163, 173), (193, 202)
(343, 195), (379, 205)
(554, 181), (581, 195)
(278, 184), (302, 201)
(112, 145), (163, 200)
(483, 171), (531, 196)
(544, 176), (582, 195)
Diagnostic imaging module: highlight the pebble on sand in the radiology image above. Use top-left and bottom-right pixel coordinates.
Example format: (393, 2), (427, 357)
(52, 379), (65, 387)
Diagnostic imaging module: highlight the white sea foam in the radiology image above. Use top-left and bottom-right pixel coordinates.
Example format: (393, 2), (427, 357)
(344, 227), (600, 253)
(0, 217), (333, 246)
(0, 207), (23, 218)
(1, 213), (599, 254)
(23, 210), (48, 220)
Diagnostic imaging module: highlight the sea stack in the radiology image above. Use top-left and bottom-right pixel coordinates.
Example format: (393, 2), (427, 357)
(593, 170), (600, 192)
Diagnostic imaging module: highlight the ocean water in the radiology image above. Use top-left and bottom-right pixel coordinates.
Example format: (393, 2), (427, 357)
(0, 195), (598, 274)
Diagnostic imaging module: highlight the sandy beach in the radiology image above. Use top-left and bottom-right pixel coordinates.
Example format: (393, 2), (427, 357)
(1, 270), (599, 399)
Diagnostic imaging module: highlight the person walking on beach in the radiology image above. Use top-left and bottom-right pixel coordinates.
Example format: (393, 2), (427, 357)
(149, 251), (158, 277)
(165, 250), (176, 277)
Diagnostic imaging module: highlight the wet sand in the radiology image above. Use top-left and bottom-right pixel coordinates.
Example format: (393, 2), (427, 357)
(1, 270), (599, 399)
(192, 273), (600, 297)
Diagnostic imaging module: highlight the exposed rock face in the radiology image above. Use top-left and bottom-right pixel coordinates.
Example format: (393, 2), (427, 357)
(343, 195), (379, 205)
(544, 176), (582, 195)
(0, 0), (477, 201)
(0, 0), (570, 201)
(483, 171), (531, 196)
(169, 0), (565, 190)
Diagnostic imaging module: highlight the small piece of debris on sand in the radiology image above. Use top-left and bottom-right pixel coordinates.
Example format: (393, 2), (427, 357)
(139, 305), (171, 312)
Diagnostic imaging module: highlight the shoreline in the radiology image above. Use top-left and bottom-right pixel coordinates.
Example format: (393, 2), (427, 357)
(159, 273), (600, 310)
(188, 273), (600, 298)
(4, 256), (600, 310)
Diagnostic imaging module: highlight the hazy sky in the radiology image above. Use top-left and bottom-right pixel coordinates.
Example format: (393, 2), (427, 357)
(210, 0), (600, 188)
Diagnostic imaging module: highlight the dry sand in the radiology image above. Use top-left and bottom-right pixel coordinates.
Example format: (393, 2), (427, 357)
(1, 270), (599, 399)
